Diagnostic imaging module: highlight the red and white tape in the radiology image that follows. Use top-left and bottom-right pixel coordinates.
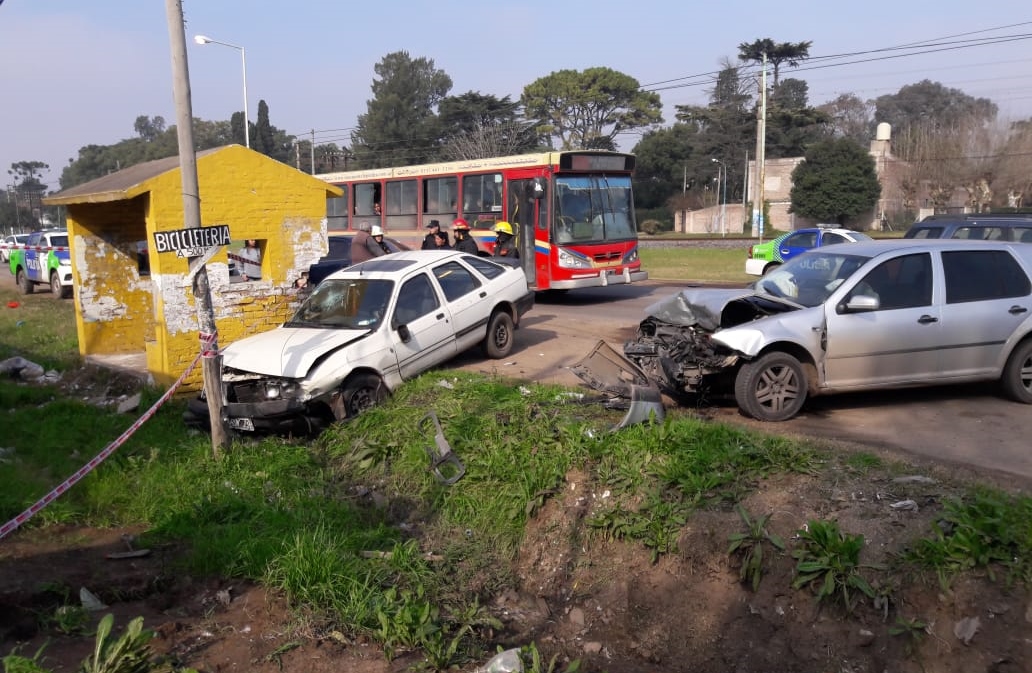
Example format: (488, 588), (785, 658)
(0, 243), (70, 253)
(0, 348), (206, 541)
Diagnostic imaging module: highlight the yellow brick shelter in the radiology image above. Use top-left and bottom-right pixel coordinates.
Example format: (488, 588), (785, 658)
(45, 145), (341, 390)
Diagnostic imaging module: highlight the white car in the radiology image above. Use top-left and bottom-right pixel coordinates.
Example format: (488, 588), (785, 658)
(186, 250), (535, 434)
(2, 233), (30, 265)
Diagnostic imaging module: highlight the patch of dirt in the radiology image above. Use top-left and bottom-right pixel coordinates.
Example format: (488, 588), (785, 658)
(2, 366), (1031, 672)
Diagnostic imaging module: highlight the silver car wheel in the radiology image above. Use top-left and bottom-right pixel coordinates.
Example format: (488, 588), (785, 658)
(1001, 339), (1032, 404)
(734, 351), (807, 422)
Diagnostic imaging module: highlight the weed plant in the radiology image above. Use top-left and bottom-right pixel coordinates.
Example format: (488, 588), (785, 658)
(792, 519), (882, 612)
(727, 505), (786, 591)
(903, 487), (1032, 586)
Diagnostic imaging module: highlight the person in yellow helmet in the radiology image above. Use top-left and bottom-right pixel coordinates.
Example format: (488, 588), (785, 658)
(492, 221), (518, 259)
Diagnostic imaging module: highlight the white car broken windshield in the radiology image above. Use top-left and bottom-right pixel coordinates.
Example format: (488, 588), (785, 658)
(286, 278), (394, 329)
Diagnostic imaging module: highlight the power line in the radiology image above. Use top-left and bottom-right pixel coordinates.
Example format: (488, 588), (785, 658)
(296, 22), (1032, 152)
(641, 26), (1032, 93)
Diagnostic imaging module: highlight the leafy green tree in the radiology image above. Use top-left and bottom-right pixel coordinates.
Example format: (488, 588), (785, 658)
(631, 124), (701, 209)
(521, 67), (662, 150)
(789, 138), (881, 224)
(874, 80), (997, 161)
(738, 38), (812, 86)
(351, 51), (453, 168)
(133, 115), (167, 142)
(438, 92), (538, 159)
(8, 161), (49, 192)
(5, 161), (49, 229)
(253, 100), (292, 163)
(230, 111), (251, 149)
(765, 78), (830, 158)
(817, 93), (874, 146)
(669, 62), (753, 205)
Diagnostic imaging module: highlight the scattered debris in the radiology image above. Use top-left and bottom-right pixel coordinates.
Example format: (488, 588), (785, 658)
(79, 587), (107, 611)
(890, 499), (919, 512)
(892, 475), (936, 484)
(475, 647), (524, 673)
(436, 379), (455, 390)
(569, 340), (665, 430)
(106, 533), (151, 560)
(0, 356), (45, 381)
(954, 616), (981, 645)
(116, 392), (143, 414)
(421, 411), (466, 485)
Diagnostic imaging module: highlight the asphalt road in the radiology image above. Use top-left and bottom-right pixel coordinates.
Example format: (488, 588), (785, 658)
(453, 280), (1032, 485)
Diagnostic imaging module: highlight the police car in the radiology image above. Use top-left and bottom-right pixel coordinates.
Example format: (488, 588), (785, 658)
(745, 226), (872, 276)
(9, 230), (74, 298)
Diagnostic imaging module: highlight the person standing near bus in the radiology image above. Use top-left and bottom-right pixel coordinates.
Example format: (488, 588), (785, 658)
(451, 218), (479, 255)
(422, 220), (449, 250)
(492, 221), (518, 259)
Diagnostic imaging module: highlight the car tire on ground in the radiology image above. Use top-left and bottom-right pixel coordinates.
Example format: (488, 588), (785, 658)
(734, 351), (808, 422)
(1001, 339), (1032, 404)
(50, 271), (67, 298)
(763, 262), (781, 275)
(341, 373), (387, 419)
(482, 310), (514, 359)
(16, 268), (33, 295)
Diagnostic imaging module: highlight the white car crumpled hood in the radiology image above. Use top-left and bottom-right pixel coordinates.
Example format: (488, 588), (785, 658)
(221, 327), (368, 379)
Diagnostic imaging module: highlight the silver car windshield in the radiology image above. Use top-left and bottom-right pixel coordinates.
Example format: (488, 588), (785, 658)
(287, 279), (394, 329)
(753, 251), (871, 308)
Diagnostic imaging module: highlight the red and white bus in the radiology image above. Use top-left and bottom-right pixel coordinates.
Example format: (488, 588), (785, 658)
(315, 150), (648, 291)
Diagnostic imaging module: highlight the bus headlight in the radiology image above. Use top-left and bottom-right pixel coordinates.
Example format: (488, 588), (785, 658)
(622, 247), (639, 265)
(557, 247), (592, 269)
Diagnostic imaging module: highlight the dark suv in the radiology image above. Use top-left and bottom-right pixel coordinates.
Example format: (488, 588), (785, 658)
(904, 214), (1032, 243)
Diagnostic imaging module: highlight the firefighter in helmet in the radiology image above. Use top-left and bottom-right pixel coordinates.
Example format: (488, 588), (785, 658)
(492, 221), (518, 259)
(451, 218), (480, 255)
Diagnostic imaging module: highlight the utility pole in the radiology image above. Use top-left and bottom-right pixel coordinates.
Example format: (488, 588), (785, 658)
(310, 130), (316, 175)
(165, 0), (228, 454)
(752, 52), (768, 242)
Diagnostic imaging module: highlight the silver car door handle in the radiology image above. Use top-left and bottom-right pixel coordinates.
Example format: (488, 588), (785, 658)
(917, 315), (938, 324)
(479, 291), (487, 298)
(1008, 305), (1028, 315)
(435, 312), (445, 320)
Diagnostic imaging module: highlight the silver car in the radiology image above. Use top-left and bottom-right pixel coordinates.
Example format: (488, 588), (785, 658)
(624, 240), (1032, 421)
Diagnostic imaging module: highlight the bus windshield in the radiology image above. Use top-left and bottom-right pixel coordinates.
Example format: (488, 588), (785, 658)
(554, 175), (635, 243)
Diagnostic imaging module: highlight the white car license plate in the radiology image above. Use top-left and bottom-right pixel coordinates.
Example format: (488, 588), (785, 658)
(228, 417), (255, 431)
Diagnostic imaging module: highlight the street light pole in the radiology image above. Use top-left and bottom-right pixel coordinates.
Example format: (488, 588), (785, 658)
(711, 158), (727, 237)
(193, 34), (249, 149)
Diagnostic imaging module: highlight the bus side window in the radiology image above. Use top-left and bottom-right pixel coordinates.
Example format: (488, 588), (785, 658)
(354, 183), (381, 217)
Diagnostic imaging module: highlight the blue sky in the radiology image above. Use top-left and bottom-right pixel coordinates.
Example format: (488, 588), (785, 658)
(2, 1), (1030, 191)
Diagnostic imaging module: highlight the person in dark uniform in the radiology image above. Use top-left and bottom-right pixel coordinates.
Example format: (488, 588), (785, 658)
(422, 220), (449, 250)
(451, 218), (480, 255)
(492, 221), (518, 258)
